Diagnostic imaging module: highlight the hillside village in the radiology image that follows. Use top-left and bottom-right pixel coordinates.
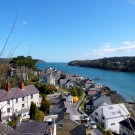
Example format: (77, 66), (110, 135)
(0, 64), (134, 135)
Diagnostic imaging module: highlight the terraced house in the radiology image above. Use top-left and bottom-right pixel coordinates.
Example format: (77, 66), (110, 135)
(0, 82), (39, 123)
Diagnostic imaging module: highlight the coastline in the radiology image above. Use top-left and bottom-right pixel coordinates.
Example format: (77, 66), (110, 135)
(37, 62), (135, 101)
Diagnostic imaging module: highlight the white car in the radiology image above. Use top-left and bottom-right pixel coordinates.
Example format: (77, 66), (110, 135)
(88, 119), (97, 128)
(81, 114), (90, 121)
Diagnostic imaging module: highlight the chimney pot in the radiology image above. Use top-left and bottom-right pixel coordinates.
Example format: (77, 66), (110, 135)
(19, 81), (25, 90)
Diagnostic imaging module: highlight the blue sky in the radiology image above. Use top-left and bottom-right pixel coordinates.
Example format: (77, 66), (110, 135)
(0, 0), (135, 62)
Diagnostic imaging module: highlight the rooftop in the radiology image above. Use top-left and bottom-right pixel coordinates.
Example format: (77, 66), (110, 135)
(119, 118), (135, 131)
(99, 103), (129, 119)
(0, 85), (39, 102)
(70, 124), (86, 135)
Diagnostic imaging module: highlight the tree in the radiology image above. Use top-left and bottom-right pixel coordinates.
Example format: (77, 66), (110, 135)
(69, 86), (83, 97)
(10, 56), (38, 80)
(40, 100), (51, 114)
(105, 130), (113, 135)
(34, 109), (44, 122)
(30, 101), (45, 122)
(76, 87), (83, 97)
(8, 114), (19, 128)
(38, 84), (57, 94)
(30, 101), (36, 120)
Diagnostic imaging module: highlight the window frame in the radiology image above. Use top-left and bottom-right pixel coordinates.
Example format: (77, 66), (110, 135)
(22, 104), (25, 108)
(16, 98), (18, 103)
(7, 108), (10, 113)
(22, 97), (24, 101)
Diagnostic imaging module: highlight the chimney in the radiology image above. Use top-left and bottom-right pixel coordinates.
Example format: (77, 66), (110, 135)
(64, 113), (70, 119)
(5, 82), (10, 92)
(19, 81), (25, 90)
(85, 125), (94, 135)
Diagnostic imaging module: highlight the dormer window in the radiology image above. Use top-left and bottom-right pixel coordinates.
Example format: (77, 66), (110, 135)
(31, 95), (33, 99)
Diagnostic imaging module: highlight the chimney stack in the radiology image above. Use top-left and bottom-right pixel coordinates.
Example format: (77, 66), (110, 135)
(19, 81), (25, 90)
(5, 82), (10, 92)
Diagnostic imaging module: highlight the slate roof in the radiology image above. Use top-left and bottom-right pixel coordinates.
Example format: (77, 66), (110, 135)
(70, 124), (86, 135)
(49, 98), (61, 104)
(98, 103), (129, 119)
(49, 95), (67, 123)
(55, 108), (66, 123)
(66, 77), (77, 82)
(85, 80), (93, 84)
(0, 85), (39, 102)
(0, 123), (14, 134)
(88, 90), (99, 96)
(66, 74), (74, 77)
(49, 106), (63, 114)
(60, 79), (68, 85)
(119, 118), (135, 131)
(12, 121), (53, 135)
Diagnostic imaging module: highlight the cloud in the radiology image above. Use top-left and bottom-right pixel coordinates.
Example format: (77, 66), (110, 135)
(126, 0), (135, 5)
(22, 21), (28, 26)
(82, 41), (135, 58)
(94, 41), (135, 54)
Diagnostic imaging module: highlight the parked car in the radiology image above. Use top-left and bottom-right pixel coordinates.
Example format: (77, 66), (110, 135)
(81, 114), (90, 121)
(88, 119), (97, 128)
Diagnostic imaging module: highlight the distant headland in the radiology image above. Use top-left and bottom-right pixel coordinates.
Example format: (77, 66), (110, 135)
(36, 59), (46, 64)
(68, 56), (135, 72)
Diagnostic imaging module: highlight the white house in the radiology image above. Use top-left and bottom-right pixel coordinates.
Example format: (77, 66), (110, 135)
(91, 103), (130, 134)
(46, 72), (55, 85)
(0, 82), (39, 123)
(39, 70), (56, 85)
(86, 95), (112, 112)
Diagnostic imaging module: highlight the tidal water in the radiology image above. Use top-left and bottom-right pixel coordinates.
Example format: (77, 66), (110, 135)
(36, 62), (135, 101)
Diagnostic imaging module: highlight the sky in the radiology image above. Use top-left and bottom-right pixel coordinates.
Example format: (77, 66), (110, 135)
(1, 0), (135, 62)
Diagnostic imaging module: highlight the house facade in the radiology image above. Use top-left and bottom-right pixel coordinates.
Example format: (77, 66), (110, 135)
(0, 82), (39, 123)
(91, 103), (130, 134)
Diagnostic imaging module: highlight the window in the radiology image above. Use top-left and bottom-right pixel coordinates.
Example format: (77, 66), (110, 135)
(95, 118), (98, 122)
(95, 112), (98, 116)
(23, 114), (26, 117)
(15, 109), (17, 112)
(7, 100), (10, 104)
(22, 97), (24, 101)
(111, 123), (115, 125)
(59, 123), (63, 128)
(16, 98), (18, 103)
(22, 104), (24, 107)
(7, 108), (10, 113)
(101, 122), (104, 128)
(102, 116), (105, 120)
(31, 95), (33, 99)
